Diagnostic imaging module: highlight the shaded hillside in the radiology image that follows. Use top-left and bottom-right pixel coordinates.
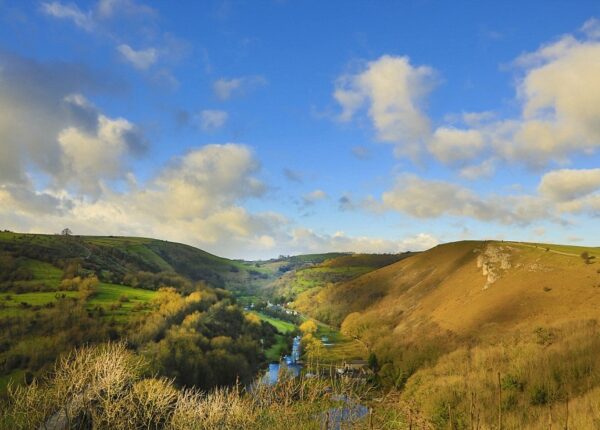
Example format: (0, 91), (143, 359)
(0, 232), (265, 293)
(262, 252), (414, 302)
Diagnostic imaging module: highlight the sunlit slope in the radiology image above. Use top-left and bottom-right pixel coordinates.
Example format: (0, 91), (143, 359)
(263, 252), (413, 301)
(295, 240), (600, 339)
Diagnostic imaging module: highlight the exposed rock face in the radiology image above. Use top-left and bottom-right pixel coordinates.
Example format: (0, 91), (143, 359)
(476, 244), (512, 289)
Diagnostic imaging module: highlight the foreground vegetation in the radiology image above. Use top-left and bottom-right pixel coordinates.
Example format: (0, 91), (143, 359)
(0, 342), (421, 430)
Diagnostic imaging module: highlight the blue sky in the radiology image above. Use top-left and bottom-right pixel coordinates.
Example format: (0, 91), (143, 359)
(1, 0), (600, 259)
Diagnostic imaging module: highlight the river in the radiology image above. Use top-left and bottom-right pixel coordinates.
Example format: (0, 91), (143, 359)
(262, 335), (302, 385)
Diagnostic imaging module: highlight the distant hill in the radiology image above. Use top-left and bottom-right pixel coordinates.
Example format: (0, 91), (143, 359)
(0, 231), (266, 293)
(260, 252), (414, 302)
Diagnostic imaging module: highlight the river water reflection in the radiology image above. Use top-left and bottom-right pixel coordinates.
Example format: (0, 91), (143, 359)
(262, 335), (302, 385)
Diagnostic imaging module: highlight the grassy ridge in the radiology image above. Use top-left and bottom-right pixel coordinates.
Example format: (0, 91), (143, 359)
(0, 232), (265, 293)
(293, 240), (600, 427)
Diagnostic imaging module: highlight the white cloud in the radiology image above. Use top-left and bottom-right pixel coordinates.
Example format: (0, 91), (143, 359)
(428, 127), (485, 164)
(57, 111), (143, 195)
(538, 168), (600, 202)
(96, 0), (156, 19)
(459, 158), (496, 180)
(41, 2), (94, 31)
(117, 44), (158, 70)
(581, 17), (600, 40)
(198, 109), (228, 131)
(381, 174), (551, 225)
(505, 37), (600, 165)
(334, 55), (436, 158)
(378, 166), (600, 225)
(289, 229), (439, 254)
(42, 0), (156, 30)
(334, 23), (600, 170)
(0, 143), (279, 258)
(450, 29), (600, 168)
(213, 76), (267, 101)
(0, 53), (139, 189)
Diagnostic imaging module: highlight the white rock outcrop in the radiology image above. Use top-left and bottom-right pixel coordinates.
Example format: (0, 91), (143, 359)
(476, 244), (512, 289)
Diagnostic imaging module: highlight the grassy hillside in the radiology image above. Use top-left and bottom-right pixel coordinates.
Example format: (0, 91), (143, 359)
(296, 240), (600, 333)
(293, 240), (600, 427)
(0, 231), (282, 399)
(263, 252), (413, 302)
(0, 231), (267, 293)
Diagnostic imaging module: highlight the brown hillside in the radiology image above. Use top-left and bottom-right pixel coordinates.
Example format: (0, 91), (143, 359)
(294, 240), (600, 341)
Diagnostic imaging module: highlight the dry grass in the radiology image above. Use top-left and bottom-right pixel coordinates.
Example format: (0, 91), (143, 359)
(400, 320), (600, 429)
(0, 342), (403, 430)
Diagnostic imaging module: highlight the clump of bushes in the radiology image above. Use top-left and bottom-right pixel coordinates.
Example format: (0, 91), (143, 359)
(0, 342), (372, 430)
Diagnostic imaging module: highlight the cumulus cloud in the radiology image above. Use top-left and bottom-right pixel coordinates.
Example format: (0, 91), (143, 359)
(0, 143), (279, 258)
(450, 26), (600, 168)
(459, 158), (496, 180)
(334, 22), (600, 170)
(198, 109), (228, 131)
(289, 229), (438, 254)
(378, 165), (600, 225)
(539, 168), (600, 203)
(501, 35), (600, 165)
(117, 44), (158, 70)
(57, 101), (147, 195)
(381, 174), (552, 225)
(213, 76), (267, 101)
(334, 55), (436, 158)
(0, 51), (123, 186)
(428, 127), (485, 164)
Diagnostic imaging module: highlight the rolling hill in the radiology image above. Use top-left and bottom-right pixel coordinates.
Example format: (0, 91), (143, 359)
(0, 231), (267, 294)
(293, 240), (600, 427)
(294, 240), (600, 336)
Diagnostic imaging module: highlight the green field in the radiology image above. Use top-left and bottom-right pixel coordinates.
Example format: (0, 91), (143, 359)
(248, 311), (296, 333)
(246, 311), (297, 362)
(88, 283), (157, 320)
(0, 283), (157, 319)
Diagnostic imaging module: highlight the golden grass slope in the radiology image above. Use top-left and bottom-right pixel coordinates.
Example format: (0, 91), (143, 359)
(295, 240), (600, 341)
